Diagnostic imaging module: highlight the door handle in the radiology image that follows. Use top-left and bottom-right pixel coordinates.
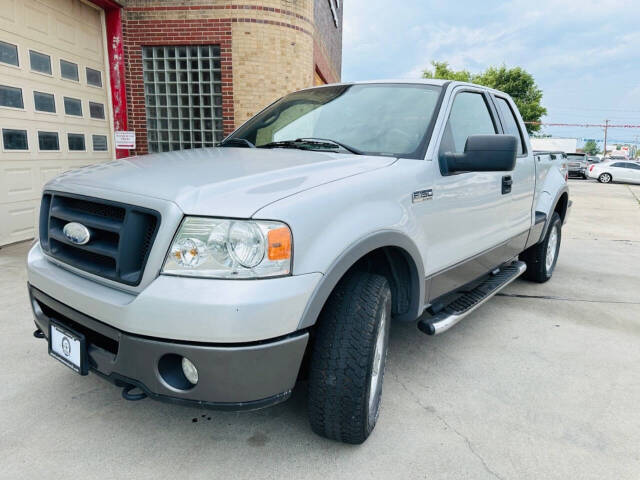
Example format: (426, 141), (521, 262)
(502, 175), (513, 194)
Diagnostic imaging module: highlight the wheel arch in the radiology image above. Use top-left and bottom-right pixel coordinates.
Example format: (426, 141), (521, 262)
(297, 231), (425, 330)
(540, 187), (569, 242)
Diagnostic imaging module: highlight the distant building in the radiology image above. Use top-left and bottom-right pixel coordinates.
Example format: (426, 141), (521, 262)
(530, 137), (578, 153)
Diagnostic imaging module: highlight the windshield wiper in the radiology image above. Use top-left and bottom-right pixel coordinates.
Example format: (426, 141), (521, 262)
(219, 137), (255, 148)
(258, 138), (363, 155)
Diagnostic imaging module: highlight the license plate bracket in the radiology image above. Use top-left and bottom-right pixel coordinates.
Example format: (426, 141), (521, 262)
(48, 320), (88, 375)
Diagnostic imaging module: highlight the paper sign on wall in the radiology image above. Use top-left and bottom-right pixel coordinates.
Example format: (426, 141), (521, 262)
(114, 131), (136, 149)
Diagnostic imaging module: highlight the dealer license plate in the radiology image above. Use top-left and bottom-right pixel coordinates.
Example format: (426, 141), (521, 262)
(48, 321), (88, 375)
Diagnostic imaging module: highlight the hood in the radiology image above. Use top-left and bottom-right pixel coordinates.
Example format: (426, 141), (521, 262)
(46, 147), (396, 217)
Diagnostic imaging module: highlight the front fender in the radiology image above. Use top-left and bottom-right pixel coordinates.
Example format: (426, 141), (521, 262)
(252, 162), (429, 328)
(296, 230), (425, 329)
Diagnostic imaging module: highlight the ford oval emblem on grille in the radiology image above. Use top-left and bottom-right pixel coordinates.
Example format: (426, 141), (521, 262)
(63, 222), (91, 245)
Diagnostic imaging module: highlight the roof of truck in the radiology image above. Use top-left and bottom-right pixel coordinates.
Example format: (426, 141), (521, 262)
(299, 79), (506, 95)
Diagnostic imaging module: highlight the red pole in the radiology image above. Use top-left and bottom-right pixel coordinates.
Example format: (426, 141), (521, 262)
(104, 6), (129, 159)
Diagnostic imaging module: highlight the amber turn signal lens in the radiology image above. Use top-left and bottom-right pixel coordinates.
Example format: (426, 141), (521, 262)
(267, 227), (291, 261)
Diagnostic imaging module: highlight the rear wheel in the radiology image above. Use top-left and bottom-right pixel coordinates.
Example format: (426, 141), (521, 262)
(598, 173), (612, 183)
(521, 212), (562, 283)
(307, 271), (392, 444)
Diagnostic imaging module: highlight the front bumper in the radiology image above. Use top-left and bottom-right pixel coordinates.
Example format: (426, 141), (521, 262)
(29, 285), (308, 408)
(27, 242), (322, 343)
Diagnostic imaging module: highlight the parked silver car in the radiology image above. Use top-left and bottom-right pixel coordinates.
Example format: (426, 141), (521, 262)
(566, 153), (588, 179)
(588, 160), (640, 184)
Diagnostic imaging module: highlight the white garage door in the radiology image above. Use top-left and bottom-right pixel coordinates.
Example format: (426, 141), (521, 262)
(0, 0), (113, 246)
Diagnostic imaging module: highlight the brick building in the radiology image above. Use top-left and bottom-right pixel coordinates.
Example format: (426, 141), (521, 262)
(0, 0), (343, 245)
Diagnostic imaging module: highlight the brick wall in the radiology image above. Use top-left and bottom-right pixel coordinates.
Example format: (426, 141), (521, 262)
(121, 1), (340, 154)
(313, 0), (343, 83)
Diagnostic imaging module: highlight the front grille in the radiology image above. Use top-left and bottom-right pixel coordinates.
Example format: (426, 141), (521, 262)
(39, 191), (161, 286)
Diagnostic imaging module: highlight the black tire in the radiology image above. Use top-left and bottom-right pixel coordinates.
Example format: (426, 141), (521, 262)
(598, 173), (612, 183)
(307, 271), (392, 444)
(521, 212), (562, 283)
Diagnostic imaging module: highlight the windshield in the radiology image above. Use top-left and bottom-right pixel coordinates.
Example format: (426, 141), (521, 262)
(228, 83), (443, 158)
(567, 154), (586, 161)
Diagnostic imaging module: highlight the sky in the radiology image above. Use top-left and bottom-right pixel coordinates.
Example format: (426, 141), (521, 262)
(341, 0), (640, 147)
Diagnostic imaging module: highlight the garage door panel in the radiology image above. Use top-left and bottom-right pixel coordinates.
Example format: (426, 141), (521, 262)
(25, 3), (50, 36)
(0, 0), (112, 245)
(4, 166), (36, 198)
(0, 0), (17, 23)
(40, 165), (64, 185)
(56, 17), (76, 46)
(0, 199), (38, 245)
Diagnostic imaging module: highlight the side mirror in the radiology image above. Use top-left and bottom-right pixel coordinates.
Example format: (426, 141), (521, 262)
(443, 135), (517, 174)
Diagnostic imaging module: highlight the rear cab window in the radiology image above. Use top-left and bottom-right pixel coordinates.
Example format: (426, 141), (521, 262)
(494, 96), (526, 156)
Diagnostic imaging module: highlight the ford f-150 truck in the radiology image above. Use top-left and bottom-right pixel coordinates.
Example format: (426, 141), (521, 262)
(27, 80), (570, 444)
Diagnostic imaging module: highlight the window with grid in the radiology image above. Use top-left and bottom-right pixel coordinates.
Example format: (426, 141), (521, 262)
(142, 45), (224, 153)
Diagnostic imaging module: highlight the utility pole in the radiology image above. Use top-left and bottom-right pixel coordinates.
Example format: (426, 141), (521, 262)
(603, 119), (609, 157)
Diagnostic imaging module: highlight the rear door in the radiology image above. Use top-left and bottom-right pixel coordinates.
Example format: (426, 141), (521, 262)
(491, 94), (535, 241)
(623, 162), (640, 183)
(610, 162), (630, 181)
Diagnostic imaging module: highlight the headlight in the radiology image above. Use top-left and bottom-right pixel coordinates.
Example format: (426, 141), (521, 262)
(162, 217), (292, 279)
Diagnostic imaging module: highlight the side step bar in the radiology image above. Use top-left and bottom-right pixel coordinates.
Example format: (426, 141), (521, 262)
(418, 261), (527, 336)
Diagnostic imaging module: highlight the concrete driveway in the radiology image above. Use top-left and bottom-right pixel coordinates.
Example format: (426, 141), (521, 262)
(1, 180), (639, 480)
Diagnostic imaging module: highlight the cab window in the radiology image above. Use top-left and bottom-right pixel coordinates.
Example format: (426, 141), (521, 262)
(439, 92), (496, 158)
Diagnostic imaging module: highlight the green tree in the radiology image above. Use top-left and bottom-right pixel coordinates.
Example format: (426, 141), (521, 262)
(583, 139), (600, 155)
(423, 62), (547, 134)
(422, 61), (472, 82)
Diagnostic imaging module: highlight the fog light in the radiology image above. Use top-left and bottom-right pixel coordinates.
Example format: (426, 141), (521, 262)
(181, 357), (199, 385)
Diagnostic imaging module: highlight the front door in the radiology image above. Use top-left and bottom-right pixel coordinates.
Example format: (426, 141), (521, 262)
(425, 88), (516, 300)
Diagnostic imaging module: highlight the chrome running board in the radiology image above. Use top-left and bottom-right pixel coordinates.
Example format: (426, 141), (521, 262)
(418, 261), (527, 336)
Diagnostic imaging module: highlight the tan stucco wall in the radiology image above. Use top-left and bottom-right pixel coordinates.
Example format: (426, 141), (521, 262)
(231, 20), (313, 125)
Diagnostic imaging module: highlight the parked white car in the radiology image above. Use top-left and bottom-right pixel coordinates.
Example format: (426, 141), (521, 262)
(588, 160), (640, 184)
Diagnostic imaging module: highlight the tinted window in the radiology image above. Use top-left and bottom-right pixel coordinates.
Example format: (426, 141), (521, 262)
(86, 67), (102, 87)
(0, 41), (19, 66)
(30, 50), (51, 74)
(34, 91), (56, 112)
(68, 133), (85, 151)
(440, 92), (496, 155)
(611, 163), (624, 168)
(495, 97), (524, 155)
(92, 134), (108, 151)
(3, 129), (28, 150)
(627, 163), (640, 170)
(60, 60), (79, 81)
(89, 101), (105, 119)
(0, 85), (24, 108)
(64, 97), (82, 116)
(38, 131), (59, 150)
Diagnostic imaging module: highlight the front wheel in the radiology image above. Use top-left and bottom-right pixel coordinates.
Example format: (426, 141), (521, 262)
(307, 271), (392, 444)
(598, 173), (612, 183)
(521, 212), (562, 283)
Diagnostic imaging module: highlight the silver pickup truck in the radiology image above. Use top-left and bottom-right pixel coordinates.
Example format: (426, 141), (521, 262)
(27, 80), (570, 444)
